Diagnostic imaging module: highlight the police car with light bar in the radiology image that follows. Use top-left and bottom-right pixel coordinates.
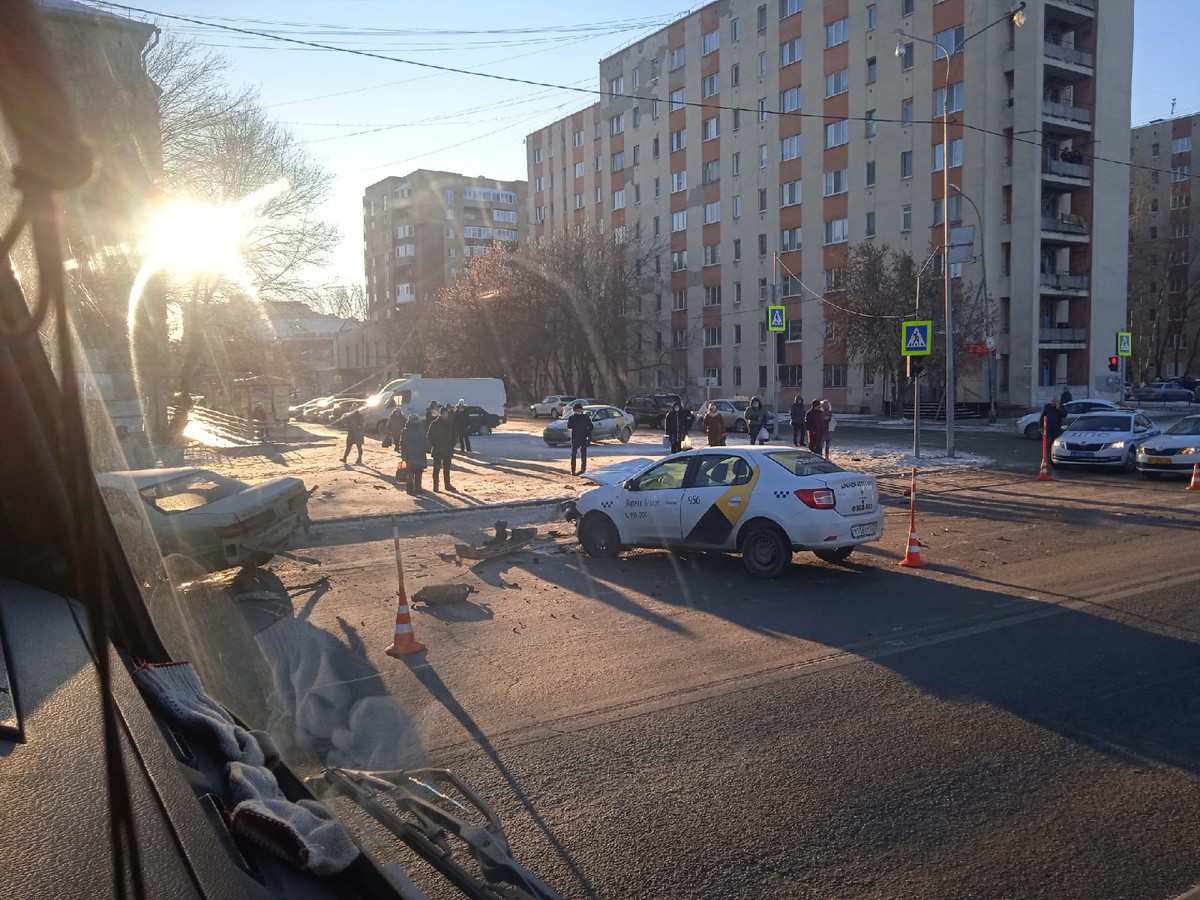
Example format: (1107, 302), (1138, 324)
(563, 447), (884, 578)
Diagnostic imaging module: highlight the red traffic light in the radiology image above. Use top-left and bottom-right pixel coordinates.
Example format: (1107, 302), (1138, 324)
(1108, 356), (1119, 372)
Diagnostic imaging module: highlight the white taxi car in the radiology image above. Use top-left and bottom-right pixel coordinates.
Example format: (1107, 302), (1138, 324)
(566, 447), (883, 578)
(1135, 414), (1200, 478)
(1050, 411), (1161, 470)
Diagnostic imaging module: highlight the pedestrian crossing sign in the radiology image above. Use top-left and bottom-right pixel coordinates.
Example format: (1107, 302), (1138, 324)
(767, 305), (786, 333)
(902, 320), (932, 356)
(1117, 331), (1132, 357)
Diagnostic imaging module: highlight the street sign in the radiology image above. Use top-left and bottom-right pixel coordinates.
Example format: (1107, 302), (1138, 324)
(767, 305), (786, 333)
(902, 320), (932, 356)
(947, 225), (976, 265)
(1117, 331), (1132, 357)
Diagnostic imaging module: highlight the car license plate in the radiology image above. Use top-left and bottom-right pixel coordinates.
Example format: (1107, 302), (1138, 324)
(1146, 456), (1171, 466)
(851, 523), (876, 538)
(1069, 451), (1094, 458)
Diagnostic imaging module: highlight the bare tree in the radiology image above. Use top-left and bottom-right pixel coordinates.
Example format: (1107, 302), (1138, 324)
(314, 284), (369, 321)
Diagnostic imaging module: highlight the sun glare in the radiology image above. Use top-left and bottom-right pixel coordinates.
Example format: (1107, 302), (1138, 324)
(143, 200), (246, 277)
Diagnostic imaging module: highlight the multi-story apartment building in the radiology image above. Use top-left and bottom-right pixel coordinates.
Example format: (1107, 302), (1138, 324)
(527, 0), (1131, 412)
(1128, 113), (1198, 380)
(360, 169), (526, 374)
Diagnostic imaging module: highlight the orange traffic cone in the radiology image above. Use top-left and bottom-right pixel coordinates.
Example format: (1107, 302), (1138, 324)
(1036, 417), (1051, 482)
(898, 467), (926, 568)
(385, 515), (426, 657)
(1188, 463), (1200, 492)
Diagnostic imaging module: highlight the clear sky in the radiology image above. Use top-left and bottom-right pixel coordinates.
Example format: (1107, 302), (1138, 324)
(89, 0), (1198, 286)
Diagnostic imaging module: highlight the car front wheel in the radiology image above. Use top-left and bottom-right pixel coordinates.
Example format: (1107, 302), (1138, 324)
(479, 425), (492, 435)
(740, 523), (791, 578)
(578, 512), (621, 559)
(619, 426), (631, 443)
(1123, 448), (1137, 471)
(734, 418), (747, 433)
(551, 408), (561, 419)
(1023, 422), (1041, 439)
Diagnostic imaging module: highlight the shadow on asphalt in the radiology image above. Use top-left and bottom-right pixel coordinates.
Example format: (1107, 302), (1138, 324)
(514, 549), (1200, 777)
(402, 658), (600, 899)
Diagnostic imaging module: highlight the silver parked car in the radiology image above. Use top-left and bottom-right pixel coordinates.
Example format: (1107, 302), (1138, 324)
(543, 404), (635, 446)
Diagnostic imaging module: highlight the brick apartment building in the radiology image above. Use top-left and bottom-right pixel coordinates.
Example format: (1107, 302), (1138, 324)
(527, 0), (1131, 412)
(1128, 113), (1198, 380)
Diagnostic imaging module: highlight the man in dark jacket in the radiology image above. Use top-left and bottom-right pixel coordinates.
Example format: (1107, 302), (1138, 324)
(453, 399), (472, 453)
(788, 394), (806, 447)
(426, 405), (457, 492)
(1042, 396), (1065, 444)
(400, 414), (428, 495)
(1060, 388), (1073, 406)
(566, 402), (594, 475)
(425, 400), (439, 427)
(340, 407), (365, 465)
(386, 405), (405, 453)
(804, 399), (827, 454)
(663, 400), (688, 454)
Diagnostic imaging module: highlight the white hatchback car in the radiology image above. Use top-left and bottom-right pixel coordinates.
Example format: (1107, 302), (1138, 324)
(566, 448), (883, 578)
(1050, 411), (1161, 470)
(1136, 414), (1200, 478)
(530, 395), (576, 419)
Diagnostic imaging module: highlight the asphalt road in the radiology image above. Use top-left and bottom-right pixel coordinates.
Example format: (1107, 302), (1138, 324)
(209, 422), (1200, 899)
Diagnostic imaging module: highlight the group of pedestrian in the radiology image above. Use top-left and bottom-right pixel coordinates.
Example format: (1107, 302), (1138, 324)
(690, 394), (834, 458)
(344, 398), (474, 496)
(803, 399), (835, 458)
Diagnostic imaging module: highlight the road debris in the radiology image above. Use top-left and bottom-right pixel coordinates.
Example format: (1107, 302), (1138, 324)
(454, 520), (536, 560)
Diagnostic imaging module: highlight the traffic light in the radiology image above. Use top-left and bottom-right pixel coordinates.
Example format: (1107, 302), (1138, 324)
(1108, 356), (1119, 372)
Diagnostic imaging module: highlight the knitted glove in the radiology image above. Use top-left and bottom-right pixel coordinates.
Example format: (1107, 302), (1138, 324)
(134, 662), (266, 767)
(227, 762), (359, 876)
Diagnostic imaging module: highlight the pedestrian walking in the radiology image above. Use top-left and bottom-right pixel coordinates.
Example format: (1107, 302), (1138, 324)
(820, 399), (835, 458)
(400, 414), (429, 495)
(250, 401), (269, 442)
(453, 399), (472, 453)
(1042, 395), (1065, 444)
(566, 402), (594, 475)
(425, 400), (439, 427)
(702, 402), (726, 446)
(340, 406), (365, 465)
(746, 397), (767, 445)
(804, 399), (828, 455)
(426, 404), (457, 492)
(386, 405), (405, 454)
(788, 394), (806, 447)
(664, 399), (689, 454)
(1060, 387), (1073, 406)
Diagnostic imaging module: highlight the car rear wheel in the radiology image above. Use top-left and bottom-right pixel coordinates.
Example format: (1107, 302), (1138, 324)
(813, 547), (854, 564)
(479, 425), (492, 435)
(740, 523), (791, 578)
(734, 418), (747, 433)
(578, 512), (621, 559)
(619, 426), (631, 443)
(1023, 422), (1041, 439)
(551, 408), (561, 419)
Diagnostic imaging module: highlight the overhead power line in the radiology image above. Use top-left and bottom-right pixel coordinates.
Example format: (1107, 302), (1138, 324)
(90, 1), (1197, 185)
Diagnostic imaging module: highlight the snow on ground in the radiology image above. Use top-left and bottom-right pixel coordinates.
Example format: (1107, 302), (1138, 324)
(839, 445), (995, 474)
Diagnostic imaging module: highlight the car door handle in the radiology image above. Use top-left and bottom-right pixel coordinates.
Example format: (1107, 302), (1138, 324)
(666, 500), (679, 506)
(728, 497), (743, 506)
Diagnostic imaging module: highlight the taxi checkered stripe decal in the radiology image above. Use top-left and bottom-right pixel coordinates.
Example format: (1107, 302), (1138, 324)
(773, 490), (791, 499)
(600, 500), (613, 509)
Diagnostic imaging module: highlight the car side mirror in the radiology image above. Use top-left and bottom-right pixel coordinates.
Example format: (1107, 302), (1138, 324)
(624, 479), (638, 491)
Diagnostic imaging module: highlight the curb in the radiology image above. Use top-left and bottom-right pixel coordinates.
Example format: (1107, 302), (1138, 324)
(311, 495), (573, 528)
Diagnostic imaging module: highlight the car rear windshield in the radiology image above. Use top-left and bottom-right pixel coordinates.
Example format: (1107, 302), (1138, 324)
(1167, 417), (1200, 436)
(1068, 415), (1131, 433)
(764, 451), (845, 476)
(139, 474), (244, 513)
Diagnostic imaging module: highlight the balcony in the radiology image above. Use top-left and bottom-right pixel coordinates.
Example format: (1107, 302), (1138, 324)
(1043, 156), (1091, 183)
(1042, 99), (1093, 132)
(1045, 0), (1095, 25)
(1043, 41), (1094, 79)
(1041, 213), (1090, 242)
(1039, 326), (1087, 344)
(1040, 271), (1090, 293)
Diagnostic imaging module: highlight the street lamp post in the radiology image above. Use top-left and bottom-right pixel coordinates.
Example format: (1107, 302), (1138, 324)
(896, 1), (1024, 456)
(949, 182), (998, 424)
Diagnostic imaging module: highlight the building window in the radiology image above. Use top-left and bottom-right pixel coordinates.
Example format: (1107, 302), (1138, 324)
(936, 25), (964, 57)
(901, 150), (913, 178)
(899, 42), (913, 70)
(670, 88), (686, 111)
(733, 325), (742, 346)
(781, 180), (802, 207)
(781, 227), (802, 252)
(533, 148), (544, 164)
(824, 365), (848, 388)
(574, 193), (585, 210)
(609, 75), (624, 95)
(672, 290), (687, 310)
(900, 204), (912, 232)
(613, 189), (626, 210)
(731, 17), (741, 41)
(823, 168), (850, 196)
(823, 218), (849, 245)
(864, 109), (877, 138)
(781, 86), (803, 113)
(672, 210), (687, 232)
(670, 129), (687, 152)
(702, 160), (720, 184)
(934, 83), (965, 115)
(1172, 165), (1191, 182)
(932, 195), (962, 225)
(781, 37), (803, 67)
(1151, 142), (1161, 158)
(574, 161), (585, 178)
(901, 97), (914, 124)
(786, 319), (803, 343)
(702, 29), (720, 56)
(652, 99), (660, 119)
(780, 0), (802, 18)
(759, 144), (768, 168)
(444, 188), (454, 204)
(825, 18), (849, 48)
(702, 116), (720, 141)
(866, 57), (877, 84)
(673, 329), (688, 349)
(933, 138), (964, 171)
(759, 189), (768, 212)
(758, 233), (768, 257)
(733, 196), (742, 218)
(901, 0), (914, 14)
(757, 3), (768, 31)
(758, 51), (768, 76)
(669, 47), (686, 70)
(734, 282), (743, 303)
(866, 4), (876, 30)
(703, 244), (721, 266)
(1174, 137), (1193, 154)
(632, 107), (641, 128)
(825, 69), (849, 98)
(610, 115), (624, 135)
(865, 211), (876, 237)
(704, 285), (722, 305)
(704, 201), (721, 224)
(732, 152), (741, 175)
(731, 65), (740, 89)
(824, 119), (850, 148)
(671, 171), (687, 193)
(781, 135), (803, 161)
(652, 136), (660, 159)
(611, 151), (625, 172)
(865, 160), (876, 186)
(671, 250), (688, 271)
(702, 73), (720, 98)
(704, 326), (722, 348)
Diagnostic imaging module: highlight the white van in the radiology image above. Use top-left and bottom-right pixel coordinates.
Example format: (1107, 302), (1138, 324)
(359, 375), (507, 435)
